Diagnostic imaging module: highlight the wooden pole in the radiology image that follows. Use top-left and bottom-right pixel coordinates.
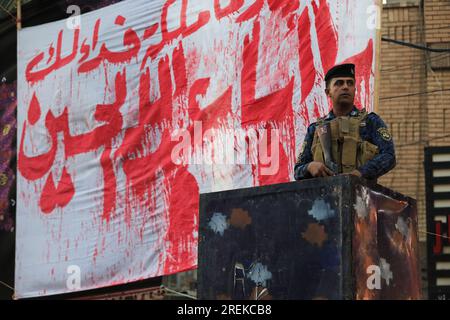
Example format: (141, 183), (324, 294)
(16, 0), (21, 30)
(373, 0), (383, 113)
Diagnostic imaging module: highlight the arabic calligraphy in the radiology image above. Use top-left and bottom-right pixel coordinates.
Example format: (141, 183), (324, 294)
(19, 0), (375, 231)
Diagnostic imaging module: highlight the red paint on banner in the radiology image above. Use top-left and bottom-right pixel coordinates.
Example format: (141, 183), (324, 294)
(115, 15), (125, 26)
(40, 167), (75, 214)
(101, 142), (116, 222)
(237, 0), (264, 23)
(342, 39), (374, 109)
(214, 0), (244, 19)
(312, 0), (338, 74)
(28, 93), (41, 125)
(240, 19), (294, 185)
(298, 8), (315, 105)
(17, 0), (377, 286)
(163, 165), (199, 274)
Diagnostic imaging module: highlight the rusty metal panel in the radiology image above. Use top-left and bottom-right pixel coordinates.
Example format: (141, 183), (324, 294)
(198, 176), (420, 300)
(353, 183), (421, 299)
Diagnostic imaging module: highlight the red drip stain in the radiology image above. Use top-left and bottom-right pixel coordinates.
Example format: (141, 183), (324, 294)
(241, 20), (260, 107)
(39, 174), (57, 214)
(116, 59), (172, 160)
(259, 7), (294, 92)
(257, 126), (291, 185)
(163, 166), (199, 274)
(101, 142), (116, 222)
(28, 93), (41, 125)
(287, 15), (296, 32)
(240, 19), (294, 185)
(268, 0), (299, 18)
(282, 0), (299, 18)
(185, 48), (201, 80)
(93, 247), (98, 264)
(121, 130), (177, 224)
(298, 8), (315, 105)
(189, 79), (233, 132)
(299, 103), (310, 126)
(312, 0), (338, 74)
(39, 167), (75, 214)
(236, 0), (264, 23)
(313, 100), (322, 120)
(280, 0), (300, 32)
(173, 43), (188, 98)
(342, 39), (373, 109)
(268, 0), (285, 11)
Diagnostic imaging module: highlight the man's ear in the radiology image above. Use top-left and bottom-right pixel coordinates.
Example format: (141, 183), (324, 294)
(325, 88), (330, 97)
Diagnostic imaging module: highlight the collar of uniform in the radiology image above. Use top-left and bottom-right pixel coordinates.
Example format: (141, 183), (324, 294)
(325, 106), (360, 120)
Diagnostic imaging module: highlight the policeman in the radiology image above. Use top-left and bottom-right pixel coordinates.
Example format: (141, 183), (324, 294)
(294, 63), (396, 181)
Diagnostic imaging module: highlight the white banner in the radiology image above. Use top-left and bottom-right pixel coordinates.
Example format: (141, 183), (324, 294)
(16, 0), (379, 298)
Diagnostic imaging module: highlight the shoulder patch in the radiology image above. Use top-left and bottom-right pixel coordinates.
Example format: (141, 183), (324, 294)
(377, 127), (392, 141)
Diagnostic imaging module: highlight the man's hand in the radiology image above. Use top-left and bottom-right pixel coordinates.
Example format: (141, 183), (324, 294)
(348, 170), (362, 177)
(307, 161), (335, 177)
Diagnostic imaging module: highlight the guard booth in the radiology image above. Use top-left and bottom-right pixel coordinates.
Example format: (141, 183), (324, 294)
(198, 176), (421, 300)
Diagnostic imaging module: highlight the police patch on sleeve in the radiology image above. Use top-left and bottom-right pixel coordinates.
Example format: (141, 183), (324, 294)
(377, 127), (392, 141)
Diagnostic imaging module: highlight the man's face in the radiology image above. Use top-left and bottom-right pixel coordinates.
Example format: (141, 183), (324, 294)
(325, 77), (355, 107)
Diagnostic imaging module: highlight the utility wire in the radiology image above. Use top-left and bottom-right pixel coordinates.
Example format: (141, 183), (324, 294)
(0, 280), (14, 291)
(381, 53), (450, 73)
(0, 2), (16, 24)
(380, 88), (450, 101)
(161, 285), (197, 300)
(383, 25), (450, 35)
(396, 133), (450, 148)
(382, 37), (450, 53)
(419, 230), (450, 240)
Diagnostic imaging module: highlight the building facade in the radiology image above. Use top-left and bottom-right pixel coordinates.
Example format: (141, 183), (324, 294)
(379, 0), (450, 299)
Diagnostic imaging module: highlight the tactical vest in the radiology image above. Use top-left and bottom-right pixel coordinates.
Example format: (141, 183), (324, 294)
(311, 110), (379, 173)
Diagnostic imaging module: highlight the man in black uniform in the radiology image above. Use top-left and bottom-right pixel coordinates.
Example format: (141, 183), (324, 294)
(294, 63), (396, 181)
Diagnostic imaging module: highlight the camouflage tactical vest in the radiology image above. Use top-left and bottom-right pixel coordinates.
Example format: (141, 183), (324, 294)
(311, 110), (379, 173)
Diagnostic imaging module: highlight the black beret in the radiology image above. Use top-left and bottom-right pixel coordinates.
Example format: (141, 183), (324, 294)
(324, 63), (355, 83)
